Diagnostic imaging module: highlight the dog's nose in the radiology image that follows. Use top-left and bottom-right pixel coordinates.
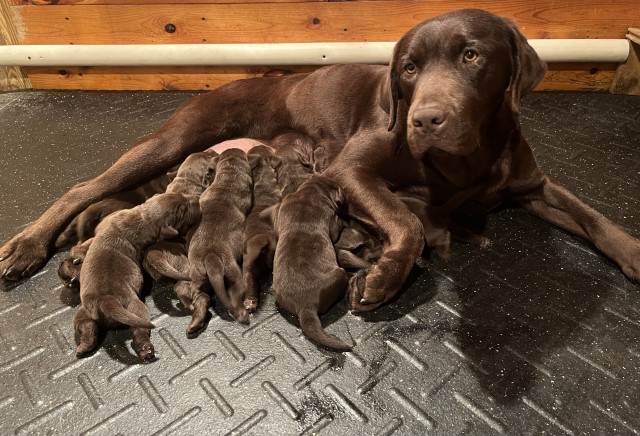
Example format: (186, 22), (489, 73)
(411, 107), (449, 135)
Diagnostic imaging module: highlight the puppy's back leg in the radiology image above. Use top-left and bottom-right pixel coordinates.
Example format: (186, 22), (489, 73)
(174, 280), (212, 338)
(205, 254), (248, 324)
(74, 307), (101, 357)
(127, 299), (155, 361)
(242, 234), (272, 313)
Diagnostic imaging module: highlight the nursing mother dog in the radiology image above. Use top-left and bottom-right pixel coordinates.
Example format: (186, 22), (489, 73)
(1, 9), (639, 312)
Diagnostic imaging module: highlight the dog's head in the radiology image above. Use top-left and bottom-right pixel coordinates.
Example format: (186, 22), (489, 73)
(382, 9), (546, 158)
(144, 193), (201, 238)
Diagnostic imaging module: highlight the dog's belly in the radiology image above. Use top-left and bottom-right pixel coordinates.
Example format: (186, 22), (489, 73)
(208, 138), (272, 154)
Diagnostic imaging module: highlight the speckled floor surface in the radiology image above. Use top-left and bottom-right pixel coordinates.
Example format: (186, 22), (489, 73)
(0, 90), (639, 435)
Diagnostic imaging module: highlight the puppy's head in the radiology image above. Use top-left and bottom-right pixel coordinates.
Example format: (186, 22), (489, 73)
(144, 193), (201, 237)
(382, 9), (546, 158)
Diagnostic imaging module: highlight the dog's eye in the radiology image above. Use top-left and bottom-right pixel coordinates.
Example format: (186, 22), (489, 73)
(463, 49), (478, 62)
(404, 63), (416, 74)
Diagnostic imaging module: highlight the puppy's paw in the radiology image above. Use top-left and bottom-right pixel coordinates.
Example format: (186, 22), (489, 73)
(234, 308), (250, 325)
(136, 343), (156, 362)
(243, 297), (258, 313)
(347, 269), (384, 312)
(186, 311), (211, 338)
(0, 233), (50, 281)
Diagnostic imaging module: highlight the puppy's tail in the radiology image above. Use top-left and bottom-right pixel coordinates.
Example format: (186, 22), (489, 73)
(298, 308), (352, 351)
(143, 251), (191, 281)
(97, 296), (155, 329)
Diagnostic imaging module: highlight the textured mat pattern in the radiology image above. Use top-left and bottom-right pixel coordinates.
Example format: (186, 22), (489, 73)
(0, 91), (639, 435)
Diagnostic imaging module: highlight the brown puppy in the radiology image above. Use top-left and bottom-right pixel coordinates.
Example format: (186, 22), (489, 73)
(242, 145), (282, 313)
(140, 148), (219, 283)
(145, 149), (219, 334)
(272, 175), (351, 351)
(187, 148), (253, 327)
(75, 193), (201, 360)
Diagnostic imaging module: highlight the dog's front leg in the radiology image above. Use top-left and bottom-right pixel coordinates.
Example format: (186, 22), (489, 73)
(335, 168), (425, 312)
(517, 174), (640, 282)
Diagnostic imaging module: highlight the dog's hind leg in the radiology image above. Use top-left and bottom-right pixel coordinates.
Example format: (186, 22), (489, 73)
(206, 254), (248, 324)
(73, 307), (101, 357)
(127, 299), (155, 361)
(174, 280), (212, 338)
(242, 234), (271, 313)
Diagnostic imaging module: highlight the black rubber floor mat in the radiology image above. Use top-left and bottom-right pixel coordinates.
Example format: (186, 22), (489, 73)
(0, 91), (639, 435)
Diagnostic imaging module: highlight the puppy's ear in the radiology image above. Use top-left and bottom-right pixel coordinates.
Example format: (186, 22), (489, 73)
(160, 225), (180, 239)
(248, 154), (262, 171)
(166, 170), (179, 181)
(379, 49), (402, 131)
(505, 19), (547, 114)
(258, 203), (281, 228)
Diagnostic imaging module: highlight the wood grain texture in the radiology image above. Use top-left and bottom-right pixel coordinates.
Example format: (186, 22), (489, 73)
(11, 0), (324, 4)
(24, 63), (617, 91)
(13, 1), (640, 45)
(0, 0), (31, 91)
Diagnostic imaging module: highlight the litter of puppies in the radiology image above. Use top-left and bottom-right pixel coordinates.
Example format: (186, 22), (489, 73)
(58, 134), (437, 359)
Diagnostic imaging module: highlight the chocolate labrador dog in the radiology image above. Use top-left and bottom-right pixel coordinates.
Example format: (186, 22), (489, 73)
(272, 175), (351, 350)
(75, 193), (201, 360)
(2, 9), (638, 314)
(187, 148), (253, 327)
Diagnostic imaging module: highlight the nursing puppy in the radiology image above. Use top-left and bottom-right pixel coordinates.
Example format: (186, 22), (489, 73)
(272, 133), (316, 196)
(165, 149), (218, 196)
(242, 145), (283, 313)
(74, 193), (201, 360)
(188, 148), (253, 327)
(272, 175), (352, 351)
(140, 148), (219, 283)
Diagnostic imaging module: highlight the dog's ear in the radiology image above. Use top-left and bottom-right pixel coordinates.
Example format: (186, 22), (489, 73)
(505, 19), (547, 114)
(379, 44), (402, 131)
(160, 225), (180, 239)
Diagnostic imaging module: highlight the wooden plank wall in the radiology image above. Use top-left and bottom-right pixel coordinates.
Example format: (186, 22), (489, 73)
(4, 0), (640, 91)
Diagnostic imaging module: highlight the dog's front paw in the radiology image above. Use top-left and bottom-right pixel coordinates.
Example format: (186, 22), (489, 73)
(0, 233), (50, 281)
(620, 255), (640, 283)
(617, 238), (640, 284)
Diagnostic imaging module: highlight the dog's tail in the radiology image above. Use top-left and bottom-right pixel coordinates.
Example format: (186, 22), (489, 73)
(97, 296), (155, 329)
(143, 251), (191, 281)
(298, 308), (352, 351)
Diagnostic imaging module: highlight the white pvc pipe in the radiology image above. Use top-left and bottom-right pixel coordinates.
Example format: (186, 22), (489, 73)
(0, 40), (629, 67)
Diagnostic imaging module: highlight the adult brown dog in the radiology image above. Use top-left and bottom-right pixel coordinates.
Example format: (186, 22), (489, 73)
(187, 148), (253, 327)
(271, 175), (351, 351)
(74, 193), (201, 360)
(2, 9), (638, 314)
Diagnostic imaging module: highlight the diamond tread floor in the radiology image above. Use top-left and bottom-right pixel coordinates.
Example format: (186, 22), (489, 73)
(0, 91), (638, 435)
